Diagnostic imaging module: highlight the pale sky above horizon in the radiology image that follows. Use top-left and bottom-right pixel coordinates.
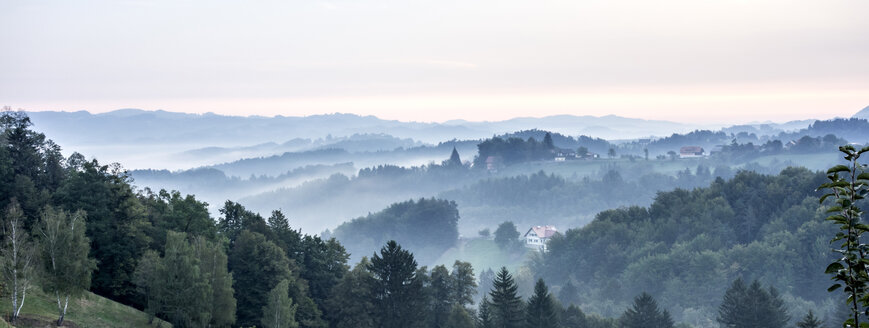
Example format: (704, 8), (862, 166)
(1, 0), (867, 124)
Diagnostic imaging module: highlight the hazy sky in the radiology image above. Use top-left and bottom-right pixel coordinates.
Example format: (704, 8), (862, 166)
(2, 0), (867, 123)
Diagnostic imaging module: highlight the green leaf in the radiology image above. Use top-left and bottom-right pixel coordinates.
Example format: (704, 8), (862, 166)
(858, 172), (869, 180)
(828, 283), (842, 292)
(826, 262), (845, 274)
(828, 165), (851, 174)
(820, 194), (834, 204)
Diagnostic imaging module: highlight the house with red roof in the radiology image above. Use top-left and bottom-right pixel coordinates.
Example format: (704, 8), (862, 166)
(524, 225), (558, 252)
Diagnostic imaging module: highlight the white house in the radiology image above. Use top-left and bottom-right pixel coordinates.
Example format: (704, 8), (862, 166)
(524, 225), (558, 252)
(679, 146), (705, 158)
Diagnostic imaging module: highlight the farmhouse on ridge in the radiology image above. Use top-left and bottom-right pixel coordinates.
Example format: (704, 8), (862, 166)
(524, 225), (558, 252)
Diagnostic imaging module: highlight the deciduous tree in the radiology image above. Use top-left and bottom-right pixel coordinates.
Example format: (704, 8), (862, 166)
(230, 230), (293, 327)
(452, 260), (477, 307)
(494, 222), (521, 252)
(326, 258), (375, 328)
(819, 145), (869, 327)
(1, 200), (36, 323)
(38, 206), (96, 326)
(262, 279), (299, 328)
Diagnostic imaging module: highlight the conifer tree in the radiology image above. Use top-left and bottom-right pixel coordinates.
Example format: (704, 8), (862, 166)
(543, 133), (555, 150)
(445, 147), (463, 167)
(717, 279), (789, 328)
(796, 310), (824, 328)
(477, 295), (494, 328)
(478, 268), (495, 301)
(489, 267), (524, 328)
(525, 279), (559, 328)
(368, 240), (425, 328)
(619, 292), (673, 328)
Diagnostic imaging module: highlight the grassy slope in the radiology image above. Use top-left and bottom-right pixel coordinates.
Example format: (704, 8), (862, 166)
(432, 238), (531, 274)
(0, 288), (168, 328)
(497, 157), (705, 179)
(742, 151), (842, 171)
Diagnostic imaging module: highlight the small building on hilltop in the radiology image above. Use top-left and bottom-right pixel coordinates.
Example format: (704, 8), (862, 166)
(485, 156), (503, 172)
(679, 146), (705, 158)
(554, 149), (577, 161)
(524, 225), (558, 252)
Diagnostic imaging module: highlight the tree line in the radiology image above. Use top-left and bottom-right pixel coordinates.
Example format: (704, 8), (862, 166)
(3, 109), (865, 327)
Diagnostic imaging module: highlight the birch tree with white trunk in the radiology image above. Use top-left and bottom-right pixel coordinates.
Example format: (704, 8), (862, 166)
(261, 279), (298, 328)
(1, 200), (36, 324)
(38, 206), (96, 326)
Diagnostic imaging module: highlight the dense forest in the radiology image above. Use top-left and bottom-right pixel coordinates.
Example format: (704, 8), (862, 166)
(536, 168), (855, 325)
(331, 198), (460, 264)
(2, 109), (867, 328)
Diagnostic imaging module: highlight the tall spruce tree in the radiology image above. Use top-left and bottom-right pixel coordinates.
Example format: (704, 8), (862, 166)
(717, 279), (789, 328)
(525, 279), (559, 328)
(477, 295), (494, 328)
(796, 310), (824, 328)
(543, 133), (555, 150)
(489, 267), (524, 328)
(368, 240), (425, 328)
(478, 268), (495, 302)
(619, 292), (673, 328)
(445, 147), (463, 167)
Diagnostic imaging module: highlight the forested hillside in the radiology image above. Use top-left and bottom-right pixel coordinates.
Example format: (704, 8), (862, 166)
(331, 198), (460, 264)
(537, 167), (850, 325)
(5, 108), (867, 328)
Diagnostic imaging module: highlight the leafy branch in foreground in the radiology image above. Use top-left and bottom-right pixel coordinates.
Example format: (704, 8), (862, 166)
(820, 145), (869, 327)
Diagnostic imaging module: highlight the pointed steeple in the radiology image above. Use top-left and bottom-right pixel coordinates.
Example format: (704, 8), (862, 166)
(448, 146), (462, 166)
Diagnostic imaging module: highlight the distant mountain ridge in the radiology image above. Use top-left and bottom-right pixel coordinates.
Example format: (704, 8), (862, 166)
(22, 108), (818, 170)
(27, 108), (702, 147)
(854, 105), (869, 120)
